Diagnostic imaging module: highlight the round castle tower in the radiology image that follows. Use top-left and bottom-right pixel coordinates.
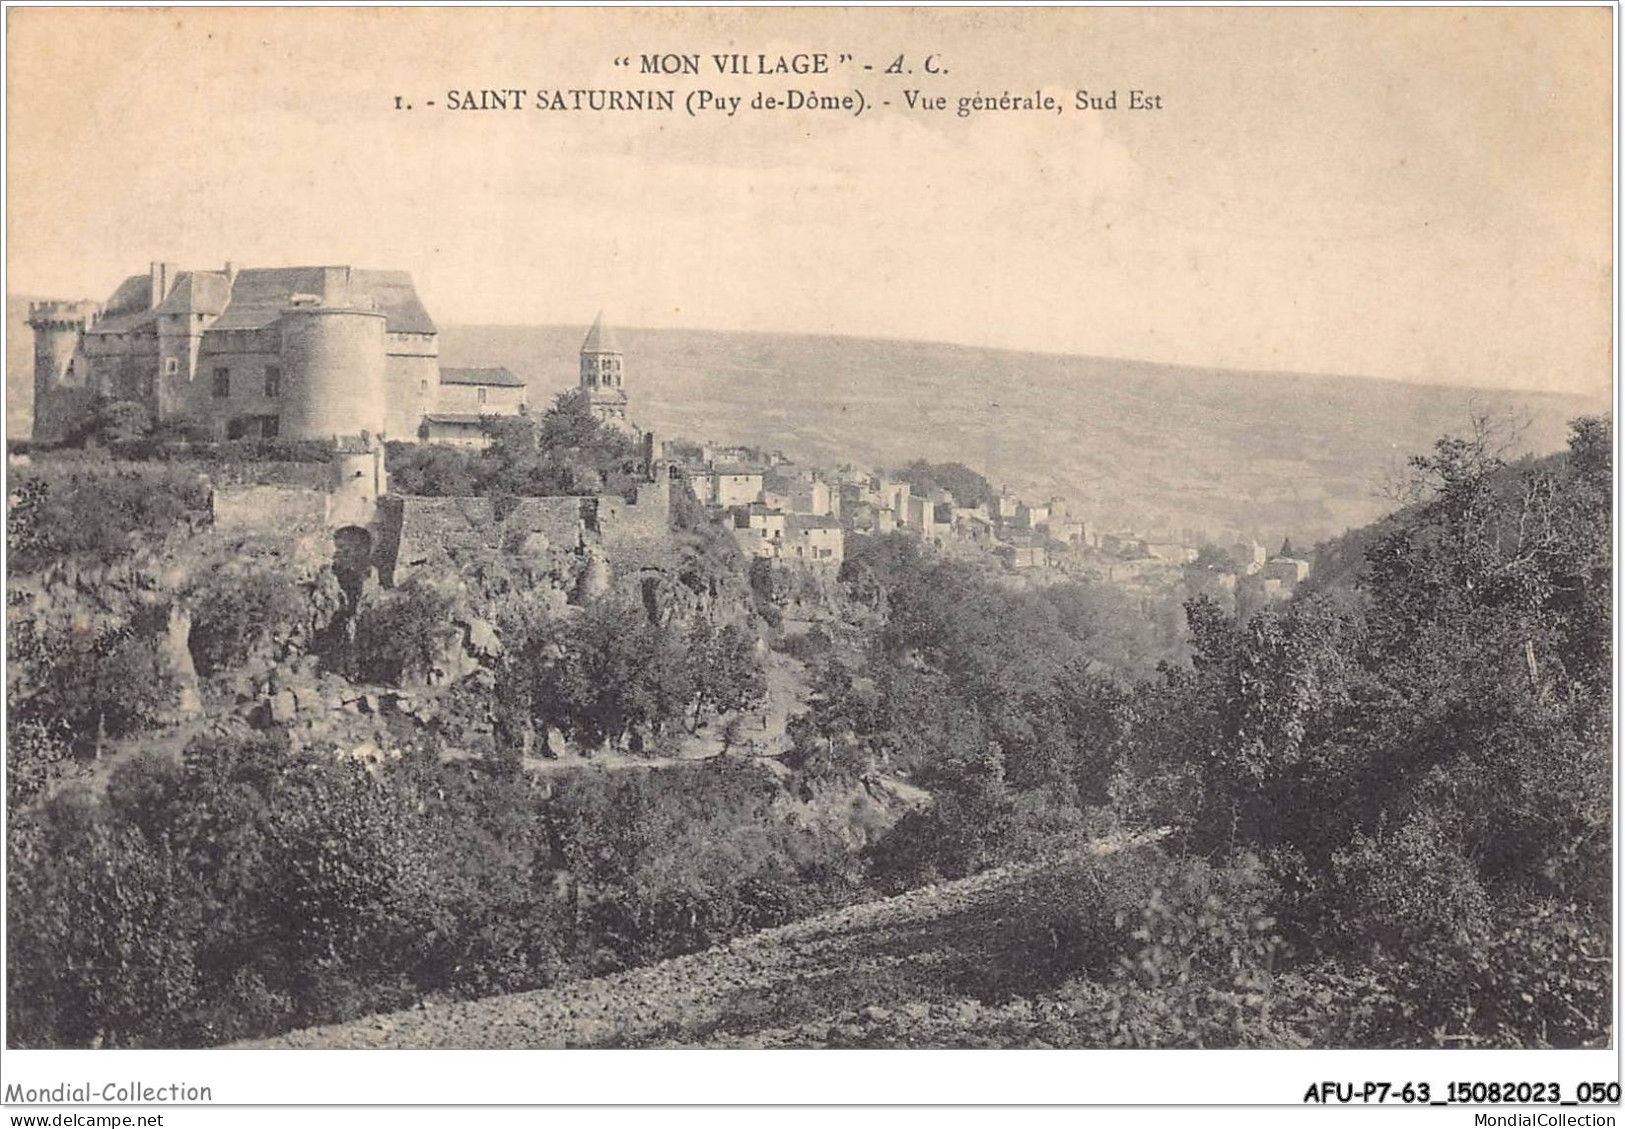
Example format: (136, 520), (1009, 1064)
(579, 312), (632, 428)
(26, 300), (99, 443)
(277, 300), (388, 442)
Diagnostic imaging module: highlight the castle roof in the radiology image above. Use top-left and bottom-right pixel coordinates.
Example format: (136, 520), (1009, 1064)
(439, 366), (525, 388)
(84, 266), (437, 336)
(85, 273), (174, 335)
(581, 312), (621, 354)
(157, 271), (232, 318)
(211, 268), (436, 334)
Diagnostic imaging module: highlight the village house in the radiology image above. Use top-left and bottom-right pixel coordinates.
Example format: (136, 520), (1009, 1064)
(1263, 556), (1311, 585)
(1016, 501), (1052, 534)
(955, 510), (998, 544)
(1231, 539), (1269, 574)
(418, 366), (529, 446)
(691, 465), (766, 508)
(783, 514), (843, 567)
(728, 503), (786, 558)
(789, 478), (833, 516)
(877, 479), (911, 518)
(840, 500), (879, 533)
(1005, 542), (1047, 570)
(837, 480), (877, 516)
(904, 495), (934, 530)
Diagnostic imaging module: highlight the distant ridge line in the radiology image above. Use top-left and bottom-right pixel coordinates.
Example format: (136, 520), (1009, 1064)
(441, 320), (1599, 404)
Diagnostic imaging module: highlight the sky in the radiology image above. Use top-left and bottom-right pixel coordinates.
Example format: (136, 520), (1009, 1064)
(6, 6), (1613, 399)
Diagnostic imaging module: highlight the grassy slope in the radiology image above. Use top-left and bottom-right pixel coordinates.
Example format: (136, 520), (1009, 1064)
(442, 323), (1597, 542)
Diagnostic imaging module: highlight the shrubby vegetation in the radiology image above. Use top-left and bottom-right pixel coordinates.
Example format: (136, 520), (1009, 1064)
(351, 581), (463, 687)
(826, 416), (1612, 1047)
(889, 459), (997, 512)
(19, 394), (336, 466)
(185, 567), (315, 678)
(7, 596), (179, 761)
(7, 464), (211, 573)
(497, 599), (766, 753)
(7, 738), (857, 1047)
(5, 414), (1610, 1049)
(386, 391), (644, 499)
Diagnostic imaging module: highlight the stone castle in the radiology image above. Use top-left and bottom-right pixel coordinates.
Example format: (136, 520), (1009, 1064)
(29, 262), (674, 589)
(27, 261), (636, 446)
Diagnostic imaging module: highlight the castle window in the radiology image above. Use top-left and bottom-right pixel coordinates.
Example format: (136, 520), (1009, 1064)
(264, 366), (281, 398)
(163, 357), (179, 376)
(213, 368), (230, 398)
(420, 379), (429, 394)
(477, 387), (488, 405)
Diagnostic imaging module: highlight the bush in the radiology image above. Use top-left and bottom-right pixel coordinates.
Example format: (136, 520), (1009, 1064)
(11, 620), (178, 755)
(5, 717), (72, 811)
(1327, 900), (1611, 1048)
(383, 391), (642, 499)
(186, 569), (312, 676)
(777, 624), (834, 664)
(1098, 853), (1294, 1048)
(352, 582), (461, 686)
(7, 465), (210, 573)
(8, 798), (201, 1047)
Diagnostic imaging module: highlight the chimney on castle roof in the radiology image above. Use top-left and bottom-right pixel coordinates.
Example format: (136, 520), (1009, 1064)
(224, 261), (239, 285)
(148, 261), (178, 308)
(320, 266), (353, 306)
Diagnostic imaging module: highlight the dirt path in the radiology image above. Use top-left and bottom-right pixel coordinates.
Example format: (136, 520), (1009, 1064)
(242, 835), (1153, 1049)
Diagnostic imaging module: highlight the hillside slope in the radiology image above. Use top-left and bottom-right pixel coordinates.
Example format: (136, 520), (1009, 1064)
(243, 840), (1146, 1050)
(439, 324), (1598, 542)
(8, 302), (1599, 540)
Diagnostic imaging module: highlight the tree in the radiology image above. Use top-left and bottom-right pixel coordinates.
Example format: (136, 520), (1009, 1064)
(64, 396), (153, 446)
(540, 390), (615, 453)
(523, 600), (693, 749)
(688, 620), (768, 731)
(893, 459), (996, 511)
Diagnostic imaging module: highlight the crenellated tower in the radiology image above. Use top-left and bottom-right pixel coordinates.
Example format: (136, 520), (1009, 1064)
(26, 300), (99, 443)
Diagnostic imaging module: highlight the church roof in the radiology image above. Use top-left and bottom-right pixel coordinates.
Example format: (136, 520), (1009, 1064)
(581, 312), (622, 353)
(439, 366), (525, 388)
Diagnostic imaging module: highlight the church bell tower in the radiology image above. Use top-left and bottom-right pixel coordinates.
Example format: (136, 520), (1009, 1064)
(579, 312), (630, 427)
